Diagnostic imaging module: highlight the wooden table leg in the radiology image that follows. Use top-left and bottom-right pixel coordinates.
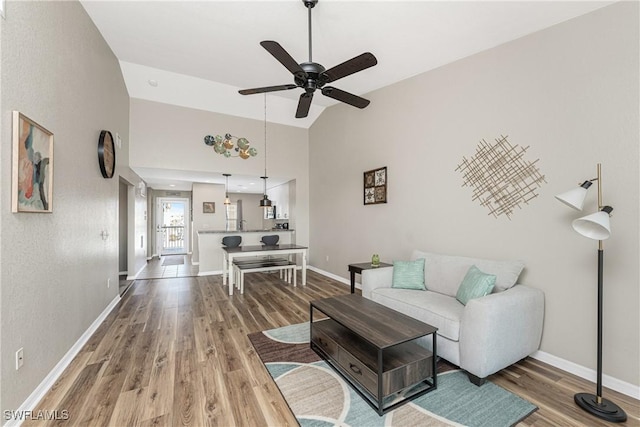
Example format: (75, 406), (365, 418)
(350, 270), (356, 294)
(302, 250), (307, 286)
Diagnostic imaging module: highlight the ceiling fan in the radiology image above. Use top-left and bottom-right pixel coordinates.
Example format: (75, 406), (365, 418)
(238, 0), (378, 118)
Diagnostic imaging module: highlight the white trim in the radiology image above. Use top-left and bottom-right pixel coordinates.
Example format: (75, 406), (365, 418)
(197, 269), (222, 276)
(4, 295), (121, 427)
(127, 262), (147, 281)
(307, 266), (351, 288)
(118, 270), (128, 276)
(530, 350), (640, 400)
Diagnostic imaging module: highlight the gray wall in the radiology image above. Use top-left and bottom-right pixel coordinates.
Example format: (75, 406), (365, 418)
(0, 1), (134, 414)
(309, 2), (639, 387)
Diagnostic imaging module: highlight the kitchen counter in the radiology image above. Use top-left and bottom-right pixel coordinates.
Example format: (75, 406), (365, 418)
(196, 229), (295, 276)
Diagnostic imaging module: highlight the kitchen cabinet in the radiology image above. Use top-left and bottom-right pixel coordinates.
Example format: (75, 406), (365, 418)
(267, 182), (289, 219)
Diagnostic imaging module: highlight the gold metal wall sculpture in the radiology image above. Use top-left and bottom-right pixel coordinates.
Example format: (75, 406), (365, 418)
(455, 135), (546, 219)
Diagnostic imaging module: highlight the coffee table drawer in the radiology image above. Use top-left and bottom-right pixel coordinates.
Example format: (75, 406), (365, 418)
(311, 325), (339, 359)
(338, 347), (378, 397)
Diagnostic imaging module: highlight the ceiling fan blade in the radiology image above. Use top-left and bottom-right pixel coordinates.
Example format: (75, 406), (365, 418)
(260, 41), (306, 77)
(239, 84), (298, 95)
(323, 52), (377, 83)
(321, 86), (370, 109)
(295, 93), (313, 118)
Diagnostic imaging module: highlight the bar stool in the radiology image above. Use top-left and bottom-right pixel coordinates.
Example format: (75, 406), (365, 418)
(222, 235), (242, 247)
(260, 235), (279, 246)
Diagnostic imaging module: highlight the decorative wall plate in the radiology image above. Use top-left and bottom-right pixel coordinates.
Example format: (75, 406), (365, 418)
(455, 135), (546, 219)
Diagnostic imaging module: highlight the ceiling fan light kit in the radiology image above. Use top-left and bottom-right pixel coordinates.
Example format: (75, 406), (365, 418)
(239, 0), (378, 118)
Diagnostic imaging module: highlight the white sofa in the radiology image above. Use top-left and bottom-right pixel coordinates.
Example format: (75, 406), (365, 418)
(361, 250), (544, 385)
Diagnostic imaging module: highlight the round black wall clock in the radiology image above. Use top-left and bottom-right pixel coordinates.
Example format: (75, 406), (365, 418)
(98, 130), (116, 178)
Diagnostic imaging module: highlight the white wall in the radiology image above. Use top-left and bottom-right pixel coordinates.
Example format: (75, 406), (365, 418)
(192, 182), (226, 263)
(309, 2), (639, 387)
(0, 0), (135, 414)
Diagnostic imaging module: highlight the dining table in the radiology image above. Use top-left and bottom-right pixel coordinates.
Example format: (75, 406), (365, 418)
(222, 244), (308, 295)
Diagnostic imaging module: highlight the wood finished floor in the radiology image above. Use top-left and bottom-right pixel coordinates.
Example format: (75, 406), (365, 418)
(27, 271), (639, 426)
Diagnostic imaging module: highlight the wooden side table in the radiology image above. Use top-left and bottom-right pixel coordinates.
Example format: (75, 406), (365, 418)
(348, 262), (392, 293)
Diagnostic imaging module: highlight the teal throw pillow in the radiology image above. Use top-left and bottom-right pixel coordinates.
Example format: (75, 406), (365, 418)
(392, 258), (426, 290)
(456, 265), (496, 305)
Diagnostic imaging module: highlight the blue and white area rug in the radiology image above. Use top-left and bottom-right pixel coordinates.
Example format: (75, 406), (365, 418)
(248, 322), (537, 427)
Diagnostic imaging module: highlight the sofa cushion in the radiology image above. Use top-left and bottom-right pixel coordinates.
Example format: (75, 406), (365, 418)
(456, 265), (496, 305)
(371, 288), (464, 341)
(392, 258), (426, 290)
(411, 250), (524, 295)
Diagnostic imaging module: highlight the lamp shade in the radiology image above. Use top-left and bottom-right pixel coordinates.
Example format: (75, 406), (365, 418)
(259, 195), (272, 207)
(572, 206), (613, 240)
(555, 181), (593, 211)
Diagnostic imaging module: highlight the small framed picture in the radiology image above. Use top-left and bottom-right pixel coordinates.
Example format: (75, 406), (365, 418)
(203, 202), (215, 213)
(12, 111), (54, 213)
(364, 166), (387, 205)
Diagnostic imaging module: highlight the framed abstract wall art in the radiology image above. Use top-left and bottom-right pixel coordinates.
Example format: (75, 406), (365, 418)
(12, 111), (54, 213)
(203, 202), (215, 213)
(364, 166), (387, 205)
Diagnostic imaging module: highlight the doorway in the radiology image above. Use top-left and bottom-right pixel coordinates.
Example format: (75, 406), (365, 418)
(156, 197), (190, 255)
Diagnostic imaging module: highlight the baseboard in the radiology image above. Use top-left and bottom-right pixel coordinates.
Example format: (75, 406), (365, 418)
(4, 294), (121, 427)
(307, 266), (352, 288)
(127, 263), (147, 281)
(530, 350), (640, 400)
(308, 268), (640, 400)
(118, 270), (127, 276)
(197, 270), (222, 276)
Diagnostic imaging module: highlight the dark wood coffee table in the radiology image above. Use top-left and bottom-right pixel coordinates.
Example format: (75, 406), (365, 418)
(310, 294), (437, 415)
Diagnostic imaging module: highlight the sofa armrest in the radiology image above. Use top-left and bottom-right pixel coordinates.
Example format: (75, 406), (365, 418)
(361, 266), (394, 299)
(459, 285), (544, 379)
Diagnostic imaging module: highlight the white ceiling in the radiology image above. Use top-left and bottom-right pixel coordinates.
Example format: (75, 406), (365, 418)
(133, 167), (291, 193)
(80, 0), (614, 190)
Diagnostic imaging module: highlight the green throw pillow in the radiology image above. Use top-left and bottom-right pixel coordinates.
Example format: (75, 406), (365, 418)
(456, 265), (496, 305)
(392, 258), (426, 290)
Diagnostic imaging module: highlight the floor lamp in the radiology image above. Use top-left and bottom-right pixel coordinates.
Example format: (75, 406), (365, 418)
(555, 163), (627, 423)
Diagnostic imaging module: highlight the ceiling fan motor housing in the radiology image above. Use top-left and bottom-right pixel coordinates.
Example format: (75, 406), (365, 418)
(303, 0), (318, 8)
(297, 62), (327, 92)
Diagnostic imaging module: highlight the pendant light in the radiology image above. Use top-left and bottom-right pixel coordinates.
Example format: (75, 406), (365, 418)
(223, 173), (231, 205)
(260, 93), (272, 208)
